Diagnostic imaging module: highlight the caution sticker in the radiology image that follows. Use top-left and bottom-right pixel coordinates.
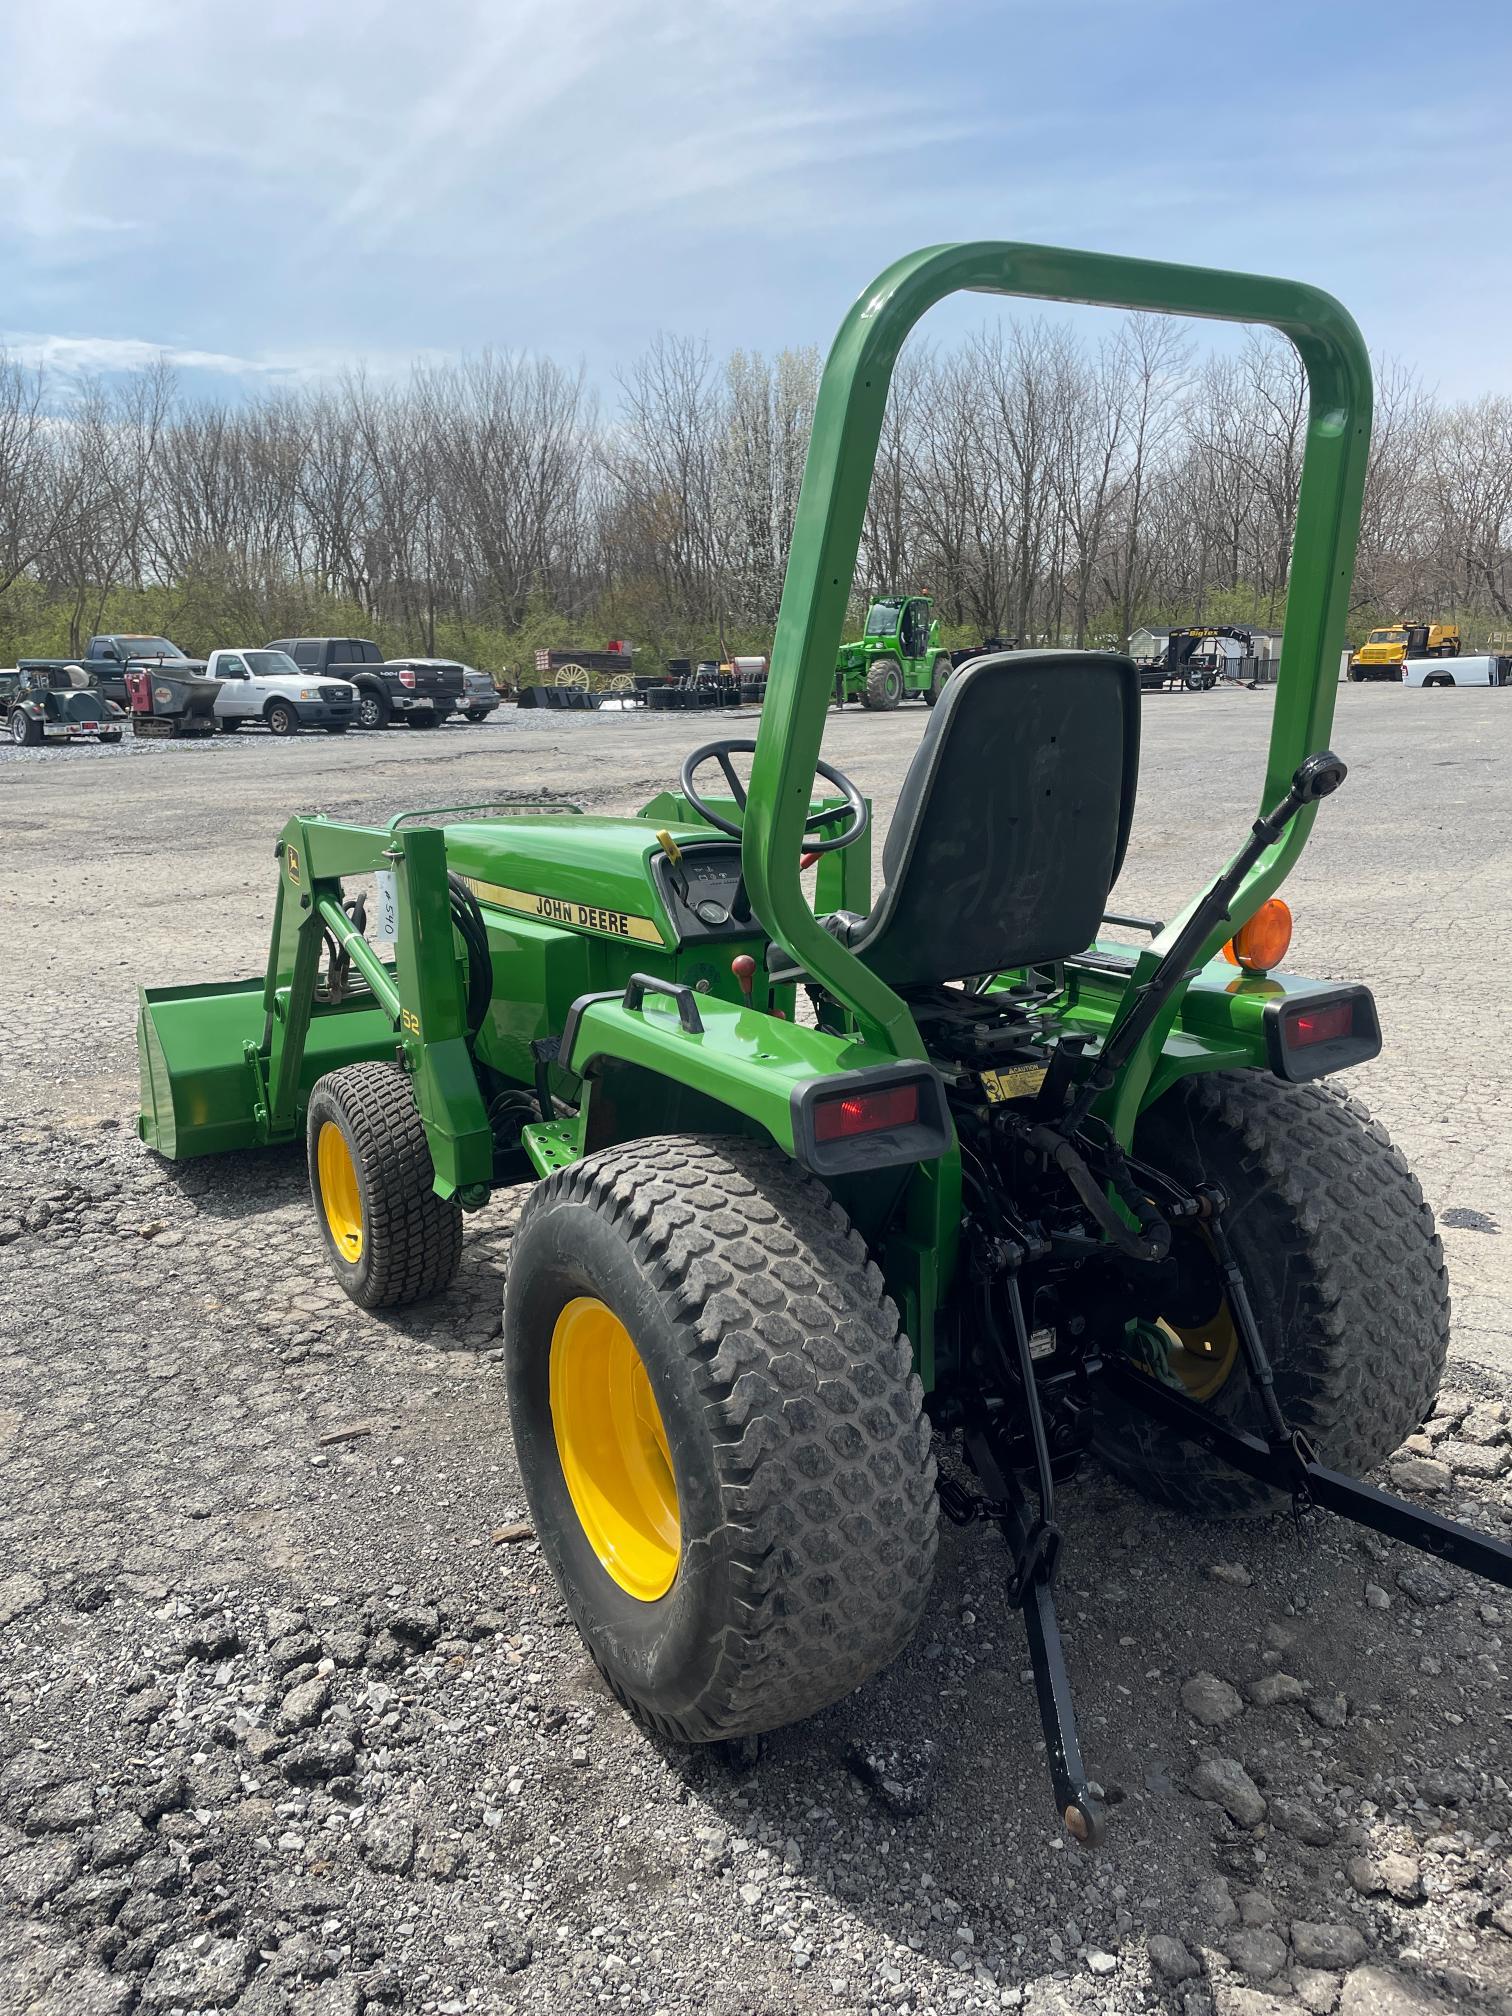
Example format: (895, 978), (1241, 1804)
(980, 1063), (1048, 1104)
(460, 877), (665, 946)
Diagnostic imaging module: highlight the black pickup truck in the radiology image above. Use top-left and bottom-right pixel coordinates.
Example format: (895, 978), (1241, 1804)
(268, 638), (463, 729)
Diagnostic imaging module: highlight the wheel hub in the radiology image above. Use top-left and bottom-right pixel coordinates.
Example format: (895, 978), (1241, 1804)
(316, 1121), (363, 1261)
(549, 1297), (680, 1600)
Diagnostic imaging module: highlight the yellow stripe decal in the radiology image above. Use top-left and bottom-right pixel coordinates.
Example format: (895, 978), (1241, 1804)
(460, 876), (666, 946)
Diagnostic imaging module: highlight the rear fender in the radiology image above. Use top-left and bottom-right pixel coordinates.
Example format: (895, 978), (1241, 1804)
(559, 993), (960, 1390)
(560, 988), (916, 1162)
(1046, 947), (1383, 1115)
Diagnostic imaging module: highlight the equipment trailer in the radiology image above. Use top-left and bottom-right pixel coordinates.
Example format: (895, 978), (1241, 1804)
(137, 242), (1510, 1844)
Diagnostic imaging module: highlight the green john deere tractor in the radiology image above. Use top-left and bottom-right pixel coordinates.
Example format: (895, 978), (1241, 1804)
(138, 242), (1510, 1843)
(835, 592), (954, 708)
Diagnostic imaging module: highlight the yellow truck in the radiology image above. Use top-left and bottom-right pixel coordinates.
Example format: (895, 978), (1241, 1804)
(1349, 620), (1460, 681)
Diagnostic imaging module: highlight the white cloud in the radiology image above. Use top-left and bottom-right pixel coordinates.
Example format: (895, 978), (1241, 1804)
(3, 0), (1512, 400)
(0, 330), (448, 389)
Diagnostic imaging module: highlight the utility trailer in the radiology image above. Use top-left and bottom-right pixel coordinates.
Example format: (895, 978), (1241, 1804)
(7, 662), (127, 745)
(534, 646), (637, 694)
(137, 240), (1511, 1844)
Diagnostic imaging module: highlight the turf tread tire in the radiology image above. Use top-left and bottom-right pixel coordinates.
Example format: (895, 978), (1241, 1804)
(504, 1135), (938, 1742)
(307, 1062), (463, 1309)
(1096, 1071), (1449, 1515)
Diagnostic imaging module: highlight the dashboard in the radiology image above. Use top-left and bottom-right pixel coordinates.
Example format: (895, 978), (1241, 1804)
(651, 843), (754, 944)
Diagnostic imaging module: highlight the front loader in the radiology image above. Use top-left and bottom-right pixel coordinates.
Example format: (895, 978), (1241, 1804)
(138, 242), (1510, 1844)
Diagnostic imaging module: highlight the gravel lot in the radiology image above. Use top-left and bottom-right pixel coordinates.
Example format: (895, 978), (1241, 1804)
(2, 687), (1510, 2016)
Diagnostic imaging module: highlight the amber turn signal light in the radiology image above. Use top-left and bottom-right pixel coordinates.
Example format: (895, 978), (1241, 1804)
(1223, 897), (1293, 974)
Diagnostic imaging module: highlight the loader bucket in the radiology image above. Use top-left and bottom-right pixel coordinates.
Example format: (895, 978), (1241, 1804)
(137, 978), (396, 1160)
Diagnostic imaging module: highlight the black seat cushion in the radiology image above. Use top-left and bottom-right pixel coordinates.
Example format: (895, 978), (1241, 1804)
(844, 651), (1140, 989)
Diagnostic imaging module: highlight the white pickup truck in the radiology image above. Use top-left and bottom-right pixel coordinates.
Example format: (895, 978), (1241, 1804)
(204, 649), (359, 736)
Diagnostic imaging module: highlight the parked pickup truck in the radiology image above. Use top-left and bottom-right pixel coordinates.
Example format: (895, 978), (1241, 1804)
(267, 638), (463, 729)
(388, 656), (500, 724)
(83, 634), (205, 706)
(204, 649), (358, 736)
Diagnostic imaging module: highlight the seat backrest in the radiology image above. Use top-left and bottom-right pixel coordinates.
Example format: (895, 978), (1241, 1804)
(850, 651), (1140, 990)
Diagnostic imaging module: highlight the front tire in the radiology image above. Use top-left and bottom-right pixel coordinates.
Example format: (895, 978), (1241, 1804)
(307, 1063), (463, 1309)
(503, 1136), (938, 1742)
(266, 702), (298, 736)
(10, 710), (42, 746)
(923, 656), (952, 707)
(864, 656), (904, 711)
(1096, 1073), (1448, 1515)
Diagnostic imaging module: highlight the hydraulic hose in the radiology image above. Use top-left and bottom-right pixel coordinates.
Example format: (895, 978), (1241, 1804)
(1023, 1124), (1170, 1263)
(447, 874), (492, 1039)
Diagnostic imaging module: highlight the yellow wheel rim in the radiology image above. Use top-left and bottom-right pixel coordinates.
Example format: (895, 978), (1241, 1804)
(1151, 1300), (1241, 1402)
(549, 1297), (680, 1601)
(317, 1121), (363, 1263)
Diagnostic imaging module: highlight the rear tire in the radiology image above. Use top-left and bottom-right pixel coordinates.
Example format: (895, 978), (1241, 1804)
(503, 1136), (938, 1742)
(10, 710), (42, 746)
(1096, 1072), (1448, 1516)
(219, 718), (242, 734)
(323, 723), (349, 734)
(864, 656), (904, 711)
(407, 712), (439, 728)
(307, 1063), (463, 1309)
(923, 656), (952, 707)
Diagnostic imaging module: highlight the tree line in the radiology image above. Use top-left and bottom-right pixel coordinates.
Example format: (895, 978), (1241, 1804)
(1, 315), (1509, 674)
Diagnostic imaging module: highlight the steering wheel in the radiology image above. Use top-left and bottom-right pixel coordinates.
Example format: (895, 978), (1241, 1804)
(679, 738), (869, 855)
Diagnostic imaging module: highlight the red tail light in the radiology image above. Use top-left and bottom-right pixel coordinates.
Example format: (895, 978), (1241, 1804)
(813, 1083), (920, 1143)
(1283, 1000), (1354, 1048)
(398, 667), (416, 689)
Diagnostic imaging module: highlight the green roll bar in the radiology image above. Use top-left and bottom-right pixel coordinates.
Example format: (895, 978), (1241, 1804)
(743, 242), (1372, 1132)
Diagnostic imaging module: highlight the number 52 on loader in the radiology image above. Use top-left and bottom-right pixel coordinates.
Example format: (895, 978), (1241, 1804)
(137, 242), (1510, 1843)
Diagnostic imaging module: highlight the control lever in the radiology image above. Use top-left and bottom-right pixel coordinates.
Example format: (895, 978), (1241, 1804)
(1057, 752), (1347, 1133)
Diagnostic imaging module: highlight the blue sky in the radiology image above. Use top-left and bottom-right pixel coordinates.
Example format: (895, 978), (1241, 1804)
(2, 0), (1509, 399)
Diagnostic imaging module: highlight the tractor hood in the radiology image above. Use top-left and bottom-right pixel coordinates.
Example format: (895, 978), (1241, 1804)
(441, 814), (716, 948)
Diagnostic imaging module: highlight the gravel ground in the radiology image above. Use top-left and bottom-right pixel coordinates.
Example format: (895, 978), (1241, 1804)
(2, 688), (1510, 2016)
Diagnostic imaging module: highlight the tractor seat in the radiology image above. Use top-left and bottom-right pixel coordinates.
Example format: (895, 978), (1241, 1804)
(826, 651), (1140, 990)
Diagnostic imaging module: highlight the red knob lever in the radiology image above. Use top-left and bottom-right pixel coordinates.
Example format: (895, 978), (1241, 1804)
(800, 851), (820, 871)
(730, 954), (756, 1006)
